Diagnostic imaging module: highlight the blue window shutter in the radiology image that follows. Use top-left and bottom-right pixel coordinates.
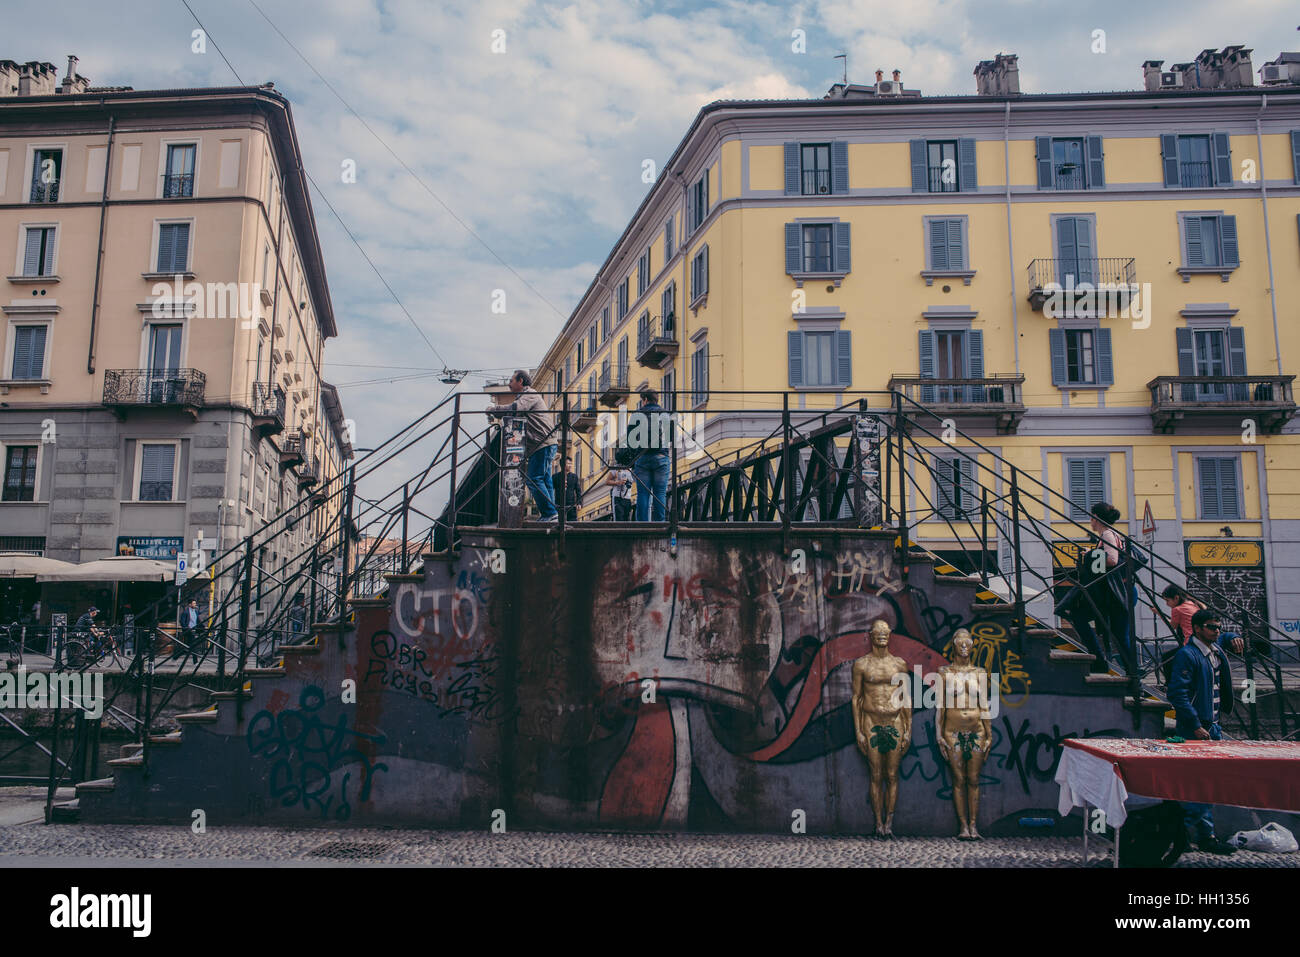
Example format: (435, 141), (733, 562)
(1085, 135), (1105, 188)
(957, 138), (977, 191)
(831, 140), (849, 194)
(26, 326), (47, 379)
(157, 225), (174, 272)
(788, 332), (804, 387)
(1212, 132), (1232, 186)
(23, 229), (43, 275)
(1291, 131), (1300, 185)
(1220, 458), (1240, 519)
(918, 330), (936, 403)
(928, 219), (949, 270)
(1220, 215), (1239, 268)
(1095, 327), (1114, 386)
(909, 140), (927, 192)
(701, 245), (708, 295)
(1049, 328), (1067, 385)
(833, 221), (851, 273)
(1075, 218), (1095, 284)
(948, 218), (964, 270)
(12, 327), (42, 379)
(1035, 136), (1053, 188)
(1176, 327), (1196, 401)
(783, 142), (800, 195)
(1227, 325), (1248, 401)
(1198, 458), (1221, 519)
(966, 330), (985, 402)
(1087, 458), (1105, 513)
(1184, 216), (1204, 267)
(1161, 134), (1179, 187)
(784, 223), (801, 274)
(959, 458), (975, 514)
(835, 329), (852, 388)
(1067, 460), (1087, 519)
(173, 223), (190, 272)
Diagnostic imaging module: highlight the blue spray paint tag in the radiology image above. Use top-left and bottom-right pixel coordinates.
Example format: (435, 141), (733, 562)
(1018, 817), (1056, 829)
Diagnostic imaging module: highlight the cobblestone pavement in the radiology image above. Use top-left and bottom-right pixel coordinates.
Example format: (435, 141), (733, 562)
(2, 821), (1297, 867)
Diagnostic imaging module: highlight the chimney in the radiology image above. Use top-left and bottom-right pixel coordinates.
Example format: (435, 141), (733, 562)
(17, 63), (32, 96)
(974, 53), (1019, 95)
(60, 54), (77, 93)
(875, 69), (884, 83)
(892, 69), (901, 82)
(1221, 45), (1253, 87)
(1142, 60), (1164, 92)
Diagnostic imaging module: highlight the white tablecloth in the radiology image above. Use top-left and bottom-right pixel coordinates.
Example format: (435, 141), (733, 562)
(1056, 745), (1132, 827)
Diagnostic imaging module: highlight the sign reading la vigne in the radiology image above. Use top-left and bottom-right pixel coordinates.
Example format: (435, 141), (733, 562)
(1183, 539), (1268, 640)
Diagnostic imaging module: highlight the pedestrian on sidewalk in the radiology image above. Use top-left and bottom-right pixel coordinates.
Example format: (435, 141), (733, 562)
(487, 370), (559, 522)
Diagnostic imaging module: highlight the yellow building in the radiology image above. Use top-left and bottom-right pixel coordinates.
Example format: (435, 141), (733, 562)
(535, 48), (1300, 633)
(0, 57), (351, 621)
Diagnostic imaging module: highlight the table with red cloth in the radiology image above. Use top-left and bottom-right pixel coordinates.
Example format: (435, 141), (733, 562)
(1056, 738), (1300, 829)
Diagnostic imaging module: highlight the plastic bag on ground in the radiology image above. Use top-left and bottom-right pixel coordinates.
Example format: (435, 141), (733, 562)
(1228, 822), (1298, 853)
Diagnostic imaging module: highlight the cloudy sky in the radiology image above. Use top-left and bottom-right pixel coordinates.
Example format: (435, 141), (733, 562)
(8, 0), (1296, 512)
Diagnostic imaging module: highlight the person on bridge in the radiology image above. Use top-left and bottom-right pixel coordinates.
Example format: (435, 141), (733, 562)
(628, 389), (672, 522)
(487, 370), (559, 522)
(1167, 608), (1239, 855)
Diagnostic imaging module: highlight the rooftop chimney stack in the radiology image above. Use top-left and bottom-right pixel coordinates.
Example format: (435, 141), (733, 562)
(974, 53), (1019, 95)
(1145, 46), (1253, 91)
(892, 69), (901, 82)
(875, 69), (884, 83)
(1142, 60), (1164, 91)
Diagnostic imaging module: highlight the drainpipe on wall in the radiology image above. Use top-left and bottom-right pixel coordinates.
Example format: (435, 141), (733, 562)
(1003, 100), (1020, 375)
(675, 169), (689, 418)
(86, 113), (115, 374)
(1255, 93), (1282, 375)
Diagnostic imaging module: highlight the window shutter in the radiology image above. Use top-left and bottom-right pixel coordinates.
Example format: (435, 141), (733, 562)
(1074, 218), (1095, 283)
(957, 138), (977, 191)
(909, 140), (927, 192)
(23, 229), (42, 275)
(1035, 136), (1053, 188)
(1198, 458), (1221, 518)
(1219, 458), (1240, 519)
(1095, 327), (1114, 386)
(833, 221), (851, 273)
(835, 329), (852, 388)
(1049, 328), (1067, 385)
(783, 142), (800, 195)
(1086, 458), (1105, 513)
(1211, 132), (1232, 186)
(1085, 135), (1105, 188)
(1067, 459), (1087, 519)
(701, 245), (708, 295)
(157, 225), (176, 272)
(784, 223), (801, 274)
(12, 327), (33, 378)
(1227, 325), (1248, 401)
(701, 174), (709, 221)
(918, 330), (936, 403)
(1056, 217), (1077, 264)
(1176, 327), (1196, 402)
(141, 445), (175, 500)
(788, 332), (804, 387)
(1160, 134), (1179, 187)
(1184, 216), (1204, 267)
(966, 329), (985, 402)
(1292, 131), (1300, 185)
(831, 140), (849, 194)
(959, 458), (975, 515)
(24, 326), (46, 379)
(1219, 214), (1239, 268)
(928, 219), (949, 270)
(947, 218), (964, 270)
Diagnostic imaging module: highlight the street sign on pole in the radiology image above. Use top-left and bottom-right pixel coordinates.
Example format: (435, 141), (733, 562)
(176, 554), (188, 588)
(1141, 499), (1156, 541)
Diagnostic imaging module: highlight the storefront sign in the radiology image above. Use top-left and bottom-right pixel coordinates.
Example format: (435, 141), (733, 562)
(116, 536), (183, 560)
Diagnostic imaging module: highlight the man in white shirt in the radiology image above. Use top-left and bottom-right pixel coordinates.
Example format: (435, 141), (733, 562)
(605, 467), (635, 521)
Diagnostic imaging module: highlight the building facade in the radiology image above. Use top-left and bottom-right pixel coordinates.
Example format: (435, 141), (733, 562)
(534, 48), (1300, 634)
(0, 58), (352, 621)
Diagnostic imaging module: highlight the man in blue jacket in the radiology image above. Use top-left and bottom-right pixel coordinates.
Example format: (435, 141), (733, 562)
(1167, 608), (1244, 855)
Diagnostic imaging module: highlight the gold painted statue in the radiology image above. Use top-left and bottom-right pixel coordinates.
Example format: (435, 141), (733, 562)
(936, 629), (993, 840)
(851, 619), (912, 837)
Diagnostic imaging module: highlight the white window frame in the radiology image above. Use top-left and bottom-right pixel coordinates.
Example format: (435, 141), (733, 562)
(15, 222), (59, 277)
(149, 217), (197, 276)
(25, 142), (68, 204)
(132, 440), (182, 503)
(243, 450), (256, 511)
(138, 317), (191, 371)
(690, 245), (709, 308)
(156, 138), (201, 200)
(0, 440), (43, 503)
(3, 317), (54, 382)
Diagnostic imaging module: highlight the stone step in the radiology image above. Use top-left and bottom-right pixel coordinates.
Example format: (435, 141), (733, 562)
(971, 601), (1015, 614)
(384, 572), (423, 584)
(281, 643), (321, 656)
(243, 667), (285, 678)
(75, 777), (116, 794)
(420, 551), (459, 563)
(49, 800), (79, 823)
(1085, 673), (1129, 685)
(348, 597), (389, 608)
(1049, 649), (1095, 663)
(107, 755), (143, 769)
(1124, 696), (1171, 711)
(175, 710), (220, 724)
(209, 689), (253, 702)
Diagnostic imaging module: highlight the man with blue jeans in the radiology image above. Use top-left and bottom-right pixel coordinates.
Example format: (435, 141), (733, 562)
(488, 370), (558, 521)
(629, 389), (671, 522)
(1167, 608), (1243, 855)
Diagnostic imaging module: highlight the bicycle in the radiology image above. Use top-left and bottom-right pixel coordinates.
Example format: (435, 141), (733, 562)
(63, 627), (127, 670)
(5, 621), (22, 668)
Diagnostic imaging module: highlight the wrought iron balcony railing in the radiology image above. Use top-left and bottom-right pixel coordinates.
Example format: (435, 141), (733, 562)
(888, 375), (1028, 434)
(162, 173), (195, 198)
(29, 178), (60, 203)
(297, 452), (320, 488)
(801, 169), (831, 194)
(102, 369), (206, 411)
(926, 165), (958, 192)
(636, 314), (679, 368)
(1026, 257), (1138, 311)
(1148, 375), (1297, 434)
(251, 382), (287, 435)
(1178, 161), (1213, 188)
(1052, 164), (1085, 190)
(280, 430), (305, 467)
(598, 363), (630, 406)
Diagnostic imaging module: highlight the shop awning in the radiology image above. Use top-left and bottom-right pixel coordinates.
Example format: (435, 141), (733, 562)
(0, 552), (76, 578)
(37, 556), (177, 583)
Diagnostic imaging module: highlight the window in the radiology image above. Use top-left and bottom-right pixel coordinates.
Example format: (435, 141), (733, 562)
(661, 282), (676, 336)
(910, 138), (976, 193)
(934, 456), (975, 520)
(1175, 327), (1248, 401)
(1035, 136), (1105, 190)
(1197, 456), (1241, 520)
(588, 325), (597, 357)
(664, 219), (675, 261)
(637, 248), (650, 297)
(1055, 216), (1096, 285)
(924, 217), (966, 272)
(662, 370), (676, 411)
(256, 464), (269, 515)
(29, 148), (62, 203)
(163, 144), (196, 198)
(601, 306), (611, 341)
(691, 342), (709, 406)
(1065, 457), (1107, 520)
(587, 373), (596, 410)
(577, 340), (585, 370)
(138, 443), (177, 501)
(1161, 133), (1231, 187)
(22, 226), (56, 276)
(617, 337), (628, 385)
(784, 222), (850, 275)
(689, 172), (709, 232)
(1049, 328), (1113, 387)
(918, 329), (986, 402)
(3, 446), (38, 502)
(1293, 130), (1300, 184)
(617, 279), (629, 320)
(1179, 213), (1239, 274)
(788, 330), (851, 389)
(156, 222), (191, 273)
(243, 450), (255, 509)
(801, 143), (831, 194)
(690, 246), (709, 304)
(10, 325), (48, 380)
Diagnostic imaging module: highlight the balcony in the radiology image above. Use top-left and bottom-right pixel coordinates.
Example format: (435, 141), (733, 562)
(102, 369), (205, 418)
(251, 382), (286, 437)
(297, 451), (320, 488)
(1178, 161), (1213, 188)
(801, 169), (831, 195)
(162, 173), (194, 198)
(280, 430), (305, 468)
(1027, 257), (1137, 313)
(926, 165), (958, 192)
(598, 363), (630, 407)
(29, 179), (59, 203)
(636, 314), (679, 369)
(1148, 375), (1297, 434)
(570, 403), (599, 433)
(889, 374), (1028, 434)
